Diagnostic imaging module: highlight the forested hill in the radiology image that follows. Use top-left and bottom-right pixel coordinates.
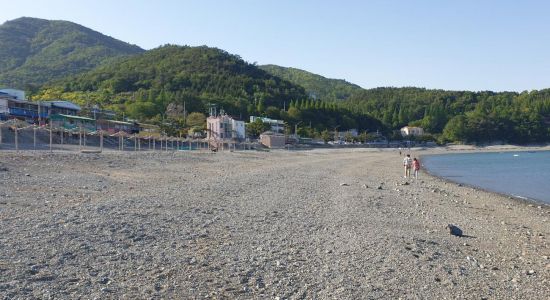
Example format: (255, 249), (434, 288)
(259, 64), (362, 101)
(0, 17), (144, 89)
(37, 45), (308, 120)
(343, 87), (550, 144)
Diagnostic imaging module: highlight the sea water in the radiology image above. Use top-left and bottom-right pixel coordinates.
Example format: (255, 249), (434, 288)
(422, 150), (550, 204)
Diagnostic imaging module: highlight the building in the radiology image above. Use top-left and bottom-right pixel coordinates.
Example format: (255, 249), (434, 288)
(336, 129), (359, 141)
(137, 123), (161, 137)
(207, 115), (245, 141)
(42, 101), (81, 116)
(96, 119), (138, 134)
(400, 126), (424, 137)
(0, 94), (48, 122)
(260, 132), (286, 148)
(250, 116), (285, 134)
(0, 88), (25, 100)
(50, 114), (96, 132)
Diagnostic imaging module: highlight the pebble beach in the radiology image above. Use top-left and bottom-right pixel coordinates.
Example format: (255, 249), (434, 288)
(0, 148), (548, 299)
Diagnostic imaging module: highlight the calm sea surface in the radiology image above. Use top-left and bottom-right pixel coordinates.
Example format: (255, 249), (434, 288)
(422, 150), (550, 204)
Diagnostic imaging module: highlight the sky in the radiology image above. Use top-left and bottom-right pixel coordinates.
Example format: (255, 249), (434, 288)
(1, 0), (549, 92)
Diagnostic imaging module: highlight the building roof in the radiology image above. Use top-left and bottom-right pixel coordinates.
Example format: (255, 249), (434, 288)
(106, 119), (134, 125)
(52, 114), (95, 121)
(260, 131), (285, 136)
(43, 100), (81, 111)
(250, 116), (285, 124)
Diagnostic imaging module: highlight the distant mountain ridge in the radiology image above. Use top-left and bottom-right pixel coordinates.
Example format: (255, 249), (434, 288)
(0, 17), (144, 89)
(259, 64), (362, 101)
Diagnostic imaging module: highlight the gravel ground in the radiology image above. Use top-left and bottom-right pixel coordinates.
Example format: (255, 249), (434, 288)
(0, 148), (548, 299)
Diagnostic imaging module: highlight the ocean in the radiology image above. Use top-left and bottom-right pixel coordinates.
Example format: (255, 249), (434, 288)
(422, 150), (550, 204)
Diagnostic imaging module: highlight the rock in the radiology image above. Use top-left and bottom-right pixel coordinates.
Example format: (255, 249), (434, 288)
(340, 183), (349, 186)
(526, 270), (535, 275)
(99, 277), (110, 284)
(25, 173), (30, 177)
(377, 185), (383, 190)
(448, 224), (463, 237)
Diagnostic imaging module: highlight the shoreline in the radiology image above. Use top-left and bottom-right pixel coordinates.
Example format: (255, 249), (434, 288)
(421, 160), (549, 208)
(417, 148), (550, 207)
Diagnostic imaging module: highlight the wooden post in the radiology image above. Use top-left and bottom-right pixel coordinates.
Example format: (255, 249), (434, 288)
(49, 122), (52, 153)
(15, 127), (18, 151)
(0, 123), (2, 145)
(153, 138), (156, 151)
(121, 135), (124, 151)
(100, 131), (103, 152)
(134, 135), (137, 151)
(189, 139), (191, 151)
(33, 127), (36, 150)
(60, 130), (63, 145)
(138, 137), (141, 151)
(79, 126), (82, 151)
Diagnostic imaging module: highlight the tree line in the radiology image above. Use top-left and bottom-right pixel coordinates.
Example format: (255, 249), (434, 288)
(31, 46), (550, 144)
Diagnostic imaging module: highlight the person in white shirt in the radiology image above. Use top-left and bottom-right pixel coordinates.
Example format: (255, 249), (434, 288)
(403, 154), (412, 178)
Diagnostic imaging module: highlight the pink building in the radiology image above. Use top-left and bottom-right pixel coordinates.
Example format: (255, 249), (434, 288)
(206, 115), (245, 141)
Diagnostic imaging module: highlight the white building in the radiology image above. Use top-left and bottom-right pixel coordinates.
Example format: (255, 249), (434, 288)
(400, 126), (424, 137)
(336, 129), (359, 140)
(250, 116), (285, 133)
(207, 115), (245, 141)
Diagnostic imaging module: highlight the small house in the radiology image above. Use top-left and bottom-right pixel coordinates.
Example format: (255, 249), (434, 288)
(260, 131), (286, 148)
(400, 126), (424, 137)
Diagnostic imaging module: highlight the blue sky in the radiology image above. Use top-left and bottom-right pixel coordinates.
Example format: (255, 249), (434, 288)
(1, 0), (549, 92)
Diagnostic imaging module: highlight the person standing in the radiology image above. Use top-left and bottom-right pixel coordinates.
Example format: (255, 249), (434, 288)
(413, 157), (420, 179)
(403, 154), (412, 178)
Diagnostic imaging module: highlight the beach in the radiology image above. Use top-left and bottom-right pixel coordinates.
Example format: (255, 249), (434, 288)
(0, 148), (548, 299)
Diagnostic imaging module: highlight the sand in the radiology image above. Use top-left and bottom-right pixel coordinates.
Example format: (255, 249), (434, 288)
(0, 147), (548, 299)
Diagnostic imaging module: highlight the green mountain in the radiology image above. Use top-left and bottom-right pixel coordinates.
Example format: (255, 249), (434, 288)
(38, 45), (308, 120)
(0, 17), (144, 89)
(259, 64), (362, 101)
